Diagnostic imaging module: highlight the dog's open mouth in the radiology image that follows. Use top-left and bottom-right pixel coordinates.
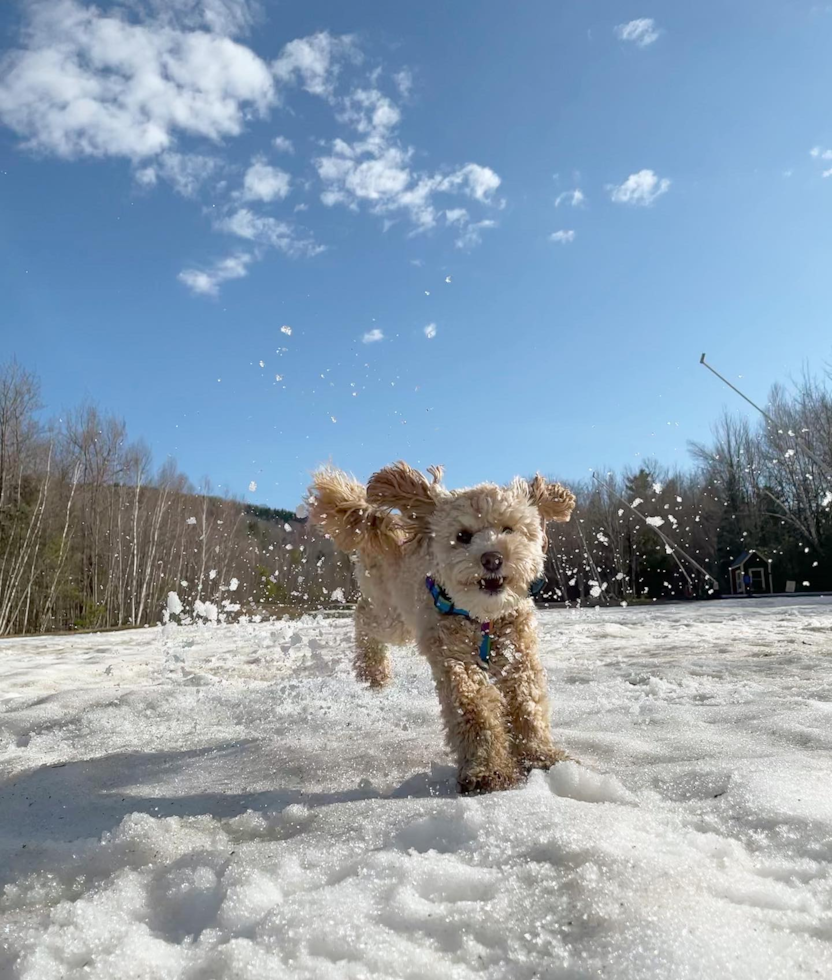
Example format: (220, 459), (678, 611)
(478, 575), (505, 594)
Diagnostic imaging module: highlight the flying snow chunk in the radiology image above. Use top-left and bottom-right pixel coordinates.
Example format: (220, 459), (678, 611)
(331, 587), (346, 603)
(596, 532), (610, 545)
(193, 599), (218, 622)
(445, 275), (452, 283)
(330, 416), (337, 423)
(823, 492), (832, 508)
(259, 360), (265, 368)
(186, 517), (197, 525)
(248, 481), (257, 493)
(646, 516), (665, 527)
(229, 578), (239, 592)
(652, 482), (663, 494)
(590, 585), (602, 598)
(632, 497), (643, 507)
(166, 592), (183, 615)
(209, 569), (217, 580)
(424, 323), (437, 339)
(281, 325), (292, 335)
(295, 503), (309, 519)
(275, 374), (283, 382)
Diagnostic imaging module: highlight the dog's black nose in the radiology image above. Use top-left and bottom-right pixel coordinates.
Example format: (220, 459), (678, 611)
(481, 551), (503, 573)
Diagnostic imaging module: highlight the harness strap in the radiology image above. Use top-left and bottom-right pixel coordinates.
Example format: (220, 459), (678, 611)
(425, 576), (492, 669)
(425, 574), (546, 669)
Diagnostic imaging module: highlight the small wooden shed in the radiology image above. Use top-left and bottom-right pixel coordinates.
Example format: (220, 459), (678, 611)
(729, 550), (773, 595)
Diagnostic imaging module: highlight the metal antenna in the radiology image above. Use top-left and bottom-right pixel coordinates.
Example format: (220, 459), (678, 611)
(699, 353), (832, 482)
(591, 473), (720, 588)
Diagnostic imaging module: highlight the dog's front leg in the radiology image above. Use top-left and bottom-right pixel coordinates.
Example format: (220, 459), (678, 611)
(497, 617), (569, 773)
(433, 658), (520, 794)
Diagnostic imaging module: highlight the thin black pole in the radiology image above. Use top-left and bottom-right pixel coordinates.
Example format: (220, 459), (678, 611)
(699, 353), (832, 482)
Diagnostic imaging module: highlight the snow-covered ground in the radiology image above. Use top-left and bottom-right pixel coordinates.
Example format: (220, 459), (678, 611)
(2, 598), (832, 979)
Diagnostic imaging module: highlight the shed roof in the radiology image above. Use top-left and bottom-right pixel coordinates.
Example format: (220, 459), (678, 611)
(728, 549), (771, 570)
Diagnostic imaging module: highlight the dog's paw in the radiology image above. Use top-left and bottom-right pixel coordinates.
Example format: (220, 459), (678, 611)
(458, 765), (521, 795)
(519, 746), (572, 774)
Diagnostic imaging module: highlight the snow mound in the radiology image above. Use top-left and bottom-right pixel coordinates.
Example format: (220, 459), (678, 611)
(544, 761), (639, 805)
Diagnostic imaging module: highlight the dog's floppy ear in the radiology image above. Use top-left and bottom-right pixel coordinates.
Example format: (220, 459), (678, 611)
(367, 461), (441, 518)
(527, 474), (576, 523)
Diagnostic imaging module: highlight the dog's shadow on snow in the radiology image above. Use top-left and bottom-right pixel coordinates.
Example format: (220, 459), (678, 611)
(0, 741), (457, 882)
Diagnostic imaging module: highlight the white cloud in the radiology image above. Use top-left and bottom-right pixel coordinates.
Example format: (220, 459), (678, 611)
(272, 135), (294, 154)
(362, 328), (384, 343)
(555, 188), (584, 208)
(240, 155), (291, 202)
(216, 208), (323, 257)
(135, 151), (222, 197)
(316, 86), (502, 243)
(439, 163), (501, 202)
(178, 251), (253, 296)
(615, 18), (661, 48)
(393, 69), (413, 99)
(424, 322), (437, 339)
(444, 208), (469, 225)
(823, 168), (832, 179)
(272, 32), (359, 99)
(0, 0), (276, 160)
(549, 229), (575, 244)
(809, 146), (832, 159)
(454, 219), (496, 250)
(337, 88), (401, 139)
(133, 1), (262, 37)
(609, 169), (670, 206)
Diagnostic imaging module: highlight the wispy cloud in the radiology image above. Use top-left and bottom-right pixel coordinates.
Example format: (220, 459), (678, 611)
(454, 218), (496, 250)
(134, 152), (223, 198)
(138, 0), (262, 38)
(178, 252), (254, 296)
(272, 31), (360, 99)
(549, 229), (575, 244)
(272, 135), (294, 154)
(239, 155), (291, 202)
(609, 169), (670, 206)
(362, 328), (384, 343)
(615, 18), (662, 48)
(315, 84), (502, 243)
(215, 209), (323, 257)
(555, 189), (584, 208)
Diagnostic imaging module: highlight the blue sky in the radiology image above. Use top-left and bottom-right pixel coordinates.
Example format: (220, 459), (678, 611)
(2, 0), (832, 508)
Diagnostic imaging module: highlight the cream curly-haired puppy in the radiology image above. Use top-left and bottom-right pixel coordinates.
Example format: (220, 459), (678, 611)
(309, 462), (576, 794)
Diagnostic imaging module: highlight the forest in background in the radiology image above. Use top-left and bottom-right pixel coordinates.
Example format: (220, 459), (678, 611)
(1, 358), (830, 635)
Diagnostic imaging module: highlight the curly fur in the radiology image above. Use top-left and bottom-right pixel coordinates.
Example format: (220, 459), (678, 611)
(309, 461), (576, 794)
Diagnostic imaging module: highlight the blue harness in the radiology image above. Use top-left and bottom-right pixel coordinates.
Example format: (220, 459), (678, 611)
(425, 575), (546, 669)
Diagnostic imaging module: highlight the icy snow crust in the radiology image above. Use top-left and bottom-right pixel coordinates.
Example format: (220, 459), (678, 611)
(1, 599), (832, 979)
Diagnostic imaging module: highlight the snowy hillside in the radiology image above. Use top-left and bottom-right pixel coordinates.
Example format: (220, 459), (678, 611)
(2, 599), (832, 979)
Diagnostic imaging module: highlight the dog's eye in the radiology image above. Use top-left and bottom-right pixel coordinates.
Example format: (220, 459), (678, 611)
(456, 530), (473, 545)
(502, 526), (513, 534)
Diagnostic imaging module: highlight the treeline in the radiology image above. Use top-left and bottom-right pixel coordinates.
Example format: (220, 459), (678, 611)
(541, 370), (832, 602)
(0, 360), (352, 635)
(1, 359), (830, 635)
